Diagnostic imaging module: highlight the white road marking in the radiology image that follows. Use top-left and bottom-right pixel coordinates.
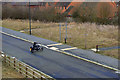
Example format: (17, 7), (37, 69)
(47, 43), (62, 47)
(20, 30), (25, 33)
(61, 47), (77, 51)
(49, 47), (58, 50)
(91, 48), (100, 52)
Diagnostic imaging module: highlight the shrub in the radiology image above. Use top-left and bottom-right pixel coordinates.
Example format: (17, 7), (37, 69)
(2, 3), (66, 22)
(72, 2), (118, 25)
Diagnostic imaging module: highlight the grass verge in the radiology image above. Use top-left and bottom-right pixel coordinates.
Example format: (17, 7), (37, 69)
(2, 61), (24, 78)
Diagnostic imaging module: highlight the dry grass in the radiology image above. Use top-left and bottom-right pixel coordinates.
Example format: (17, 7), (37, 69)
(2, 61), (24, 78)
(2, 19), (119, 58)
(31, 22), (118, 49)
(2, 19), (59, 31)
(99, 49), (119, 59)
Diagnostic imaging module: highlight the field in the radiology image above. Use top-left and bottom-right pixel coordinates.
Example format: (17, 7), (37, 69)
(0, 52), (24, 78)
(2, 19), (119, 59)
(2, 61), (24, 78)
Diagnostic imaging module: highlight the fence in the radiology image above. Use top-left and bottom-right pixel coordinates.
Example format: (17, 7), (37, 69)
(2, 53), (55, 80)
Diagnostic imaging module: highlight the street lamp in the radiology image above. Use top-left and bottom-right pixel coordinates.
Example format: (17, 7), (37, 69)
(29, 0), (31, 35)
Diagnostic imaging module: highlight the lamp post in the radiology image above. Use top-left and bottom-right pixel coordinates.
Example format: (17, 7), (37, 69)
(29, 0), (31, 35)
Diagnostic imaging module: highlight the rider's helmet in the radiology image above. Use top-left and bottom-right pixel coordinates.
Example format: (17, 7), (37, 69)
(33, 42), (37, 45)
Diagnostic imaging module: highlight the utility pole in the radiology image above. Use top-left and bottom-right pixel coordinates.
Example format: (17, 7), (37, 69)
(29, 0), (31, 35)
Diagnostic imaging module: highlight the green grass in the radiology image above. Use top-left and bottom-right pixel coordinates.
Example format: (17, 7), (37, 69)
(2, 19), (119, 59)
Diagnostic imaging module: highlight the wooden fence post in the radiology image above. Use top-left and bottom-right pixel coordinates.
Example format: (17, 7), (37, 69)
(41, 76), (46, 80)
(26, 66), (28, 78)
(33, 71), (35, 79)
(41, 76), (43, 80)
(2, 54), (53, 79)
(4, 54), (6, 63)
(14, 58), (16, 69)
(19, 63), (21, 74)
(8, 57), (10, 66)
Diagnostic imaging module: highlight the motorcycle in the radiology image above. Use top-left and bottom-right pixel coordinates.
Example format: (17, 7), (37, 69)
(30, 43), (43, 53)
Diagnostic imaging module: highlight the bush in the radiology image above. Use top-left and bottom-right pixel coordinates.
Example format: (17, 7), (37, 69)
(2, 4), (66, 22)
(72, 2), (118, 25)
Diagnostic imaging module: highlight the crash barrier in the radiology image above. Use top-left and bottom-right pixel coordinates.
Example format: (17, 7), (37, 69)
(2, 53), (55, 80)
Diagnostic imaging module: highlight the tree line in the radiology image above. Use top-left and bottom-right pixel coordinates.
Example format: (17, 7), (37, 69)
(2, 2), (118, 25)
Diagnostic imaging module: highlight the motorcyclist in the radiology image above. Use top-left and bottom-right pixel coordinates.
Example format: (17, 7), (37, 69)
(33, 42), (38, 49)
(30, 42), (43, 53)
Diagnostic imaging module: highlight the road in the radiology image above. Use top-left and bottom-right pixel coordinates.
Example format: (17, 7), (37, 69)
(1, 33), (119, 79)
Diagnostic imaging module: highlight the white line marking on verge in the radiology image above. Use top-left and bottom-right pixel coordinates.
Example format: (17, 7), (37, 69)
(20, 30), (25, 33)
(0, 31), (119, 71)
(47, 43), (62, 47)
(91, 48), (100, 52)
(61, 47), (77, 51)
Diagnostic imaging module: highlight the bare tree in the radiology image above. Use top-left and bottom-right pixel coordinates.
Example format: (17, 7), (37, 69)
(97, 2), (114, 18)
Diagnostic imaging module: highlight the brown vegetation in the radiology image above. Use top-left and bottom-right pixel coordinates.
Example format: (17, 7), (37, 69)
(2, 2), (118, 25)
(2, 61), (24, 78)
(2, 4), (66, 22)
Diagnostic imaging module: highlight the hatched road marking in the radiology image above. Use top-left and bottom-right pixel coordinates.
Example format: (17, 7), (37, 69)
(49, 47), (58, 50)
(61, 47), (77, 51)
(0, 31), (119, 71)
(47, 43), (62, 47)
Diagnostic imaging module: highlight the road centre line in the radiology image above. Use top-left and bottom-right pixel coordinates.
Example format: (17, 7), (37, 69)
(0, 31), (119, 71)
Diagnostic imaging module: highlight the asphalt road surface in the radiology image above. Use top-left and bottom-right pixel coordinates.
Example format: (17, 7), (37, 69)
(1, 33), (119, 79)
